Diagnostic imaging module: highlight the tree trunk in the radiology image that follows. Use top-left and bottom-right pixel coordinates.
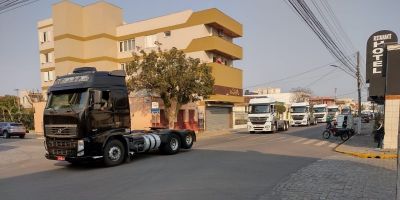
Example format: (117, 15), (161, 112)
(165, 100), (181, 129)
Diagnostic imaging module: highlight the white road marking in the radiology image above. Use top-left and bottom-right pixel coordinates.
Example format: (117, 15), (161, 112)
(314, 141), (328, 146)
(328, 142), (338, 147)
(292, 138), (307, 143)
(302, 139), (317, 145)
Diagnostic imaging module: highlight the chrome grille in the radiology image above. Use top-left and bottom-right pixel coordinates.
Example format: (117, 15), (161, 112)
(315, 114), (325, 118)
(292, 115), (304, 120)
(45, 124), (78, 138)
(249, 117), (267, 124)
(46, 139), (77, 156)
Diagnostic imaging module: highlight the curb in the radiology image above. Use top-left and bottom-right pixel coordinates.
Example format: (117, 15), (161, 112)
(334, 135), (397, 159)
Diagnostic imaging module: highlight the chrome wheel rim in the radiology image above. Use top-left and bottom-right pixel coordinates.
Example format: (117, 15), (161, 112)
(185, 135), (192, 145)
(108, 146), (121, 161)
(170, 138), (179, 151)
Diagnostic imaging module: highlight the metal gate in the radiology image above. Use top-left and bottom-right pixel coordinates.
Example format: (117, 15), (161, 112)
(205, 107), (231, 131)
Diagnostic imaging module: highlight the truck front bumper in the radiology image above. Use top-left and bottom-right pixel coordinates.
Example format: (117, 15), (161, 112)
(248, 122), (272, 132)
(45, 153), (103, 162)
(290, 120), (308, 126)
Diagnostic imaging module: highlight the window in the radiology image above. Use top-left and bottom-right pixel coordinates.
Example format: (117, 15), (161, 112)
(119, 39), (135, 52)
(145, 35), (157, 48)
(41, 52), (53, 64)
(120, 63), (126, 71)
(43, 71), (55, 82)
(39, 31), (52, 43)
(164, 31), (171, 37)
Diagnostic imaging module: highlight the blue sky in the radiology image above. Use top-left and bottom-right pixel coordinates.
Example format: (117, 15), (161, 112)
(0, 0), (399, 101)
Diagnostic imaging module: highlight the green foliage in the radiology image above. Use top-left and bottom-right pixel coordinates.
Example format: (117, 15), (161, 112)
(126, 47), (215, 128)
(0, 95), (34, 129)
(275, 102), (286, 114)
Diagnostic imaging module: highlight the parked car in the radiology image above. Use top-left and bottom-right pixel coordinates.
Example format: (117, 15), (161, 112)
(0, 122), (27, 139)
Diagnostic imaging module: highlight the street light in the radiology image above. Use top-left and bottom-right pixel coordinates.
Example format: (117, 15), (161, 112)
(329, 52), (362, 134)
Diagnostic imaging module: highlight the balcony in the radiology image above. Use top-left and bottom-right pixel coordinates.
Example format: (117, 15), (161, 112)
(185, 36), (242, 60)
(208, 62), (242, 89)
(39, 41), (54, 52)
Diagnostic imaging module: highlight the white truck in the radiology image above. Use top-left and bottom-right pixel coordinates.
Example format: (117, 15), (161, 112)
(327, 105), (340, 121)
(247, 97), (290, 133)
(290, 102), (316, 126)
(313, 104), (328, 123)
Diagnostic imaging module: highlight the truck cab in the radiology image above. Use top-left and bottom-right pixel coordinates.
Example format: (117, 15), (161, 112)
(313, 104), (328, 123)
(327, 105), (340, 121)
(247, 97), (289, 133)
(44, 67), (195, 166)
(290, 102), (315, 126)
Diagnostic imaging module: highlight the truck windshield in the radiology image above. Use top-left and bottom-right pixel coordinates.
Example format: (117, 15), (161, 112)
(249, 104), (270, 114)
(46, 90), (88, 111)
(291, 107), (307, 113)
(328, 108), (338, 113)
(313, 107), (326, 113)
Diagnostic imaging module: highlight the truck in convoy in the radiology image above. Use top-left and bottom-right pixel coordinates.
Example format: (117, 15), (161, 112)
(313, 104), (328, 123)
(43, 67), (196, 166)
(247, 97), (290, 133)
(290, 102), (316, 126)
(327, 105), (340, 121)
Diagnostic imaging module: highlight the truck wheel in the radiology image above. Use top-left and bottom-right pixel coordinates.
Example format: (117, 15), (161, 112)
(3, 131), (9, 139)
(161, 134), (180, 155)
(181, 134), (194, 149)
(307, 120), (310, 126)
(103, 139), (125, 167)
(19, 135), (25, 139)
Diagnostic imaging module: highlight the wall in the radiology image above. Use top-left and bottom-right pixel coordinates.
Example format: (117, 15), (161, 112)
(33, 102), (46, 134)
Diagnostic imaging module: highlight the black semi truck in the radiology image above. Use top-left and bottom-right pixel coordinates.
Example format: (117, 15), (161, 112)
(44, 67), (196, 166)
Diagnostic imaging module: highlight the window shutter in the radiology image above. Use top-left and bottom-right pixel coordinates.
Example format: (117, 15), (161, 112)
(48, 52), (53, 63)
(39, 32), (44, 43)
(40, 54), (45, 64)
(43, 72), (49, 82)
(49, 71), (54, 81)
(47, 31), (52, 42)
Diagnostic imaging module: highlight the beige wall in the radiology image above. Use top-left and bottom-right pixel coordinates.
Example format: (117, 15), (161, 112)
(33, 102), (46, 134)
(383, 98), (400, 149)
(117, 10), (193, 36)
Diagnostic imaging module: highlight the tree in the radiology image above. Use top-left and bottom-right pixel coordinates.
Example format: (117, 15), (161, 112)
(275, 102), (286, 120)
(126, 47), (215, 129)
(290, 87), (313, 103)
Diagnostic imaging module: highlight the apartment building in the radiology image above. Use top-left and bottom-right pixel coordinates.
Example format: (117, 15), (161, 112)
(36, 1), (243, 132)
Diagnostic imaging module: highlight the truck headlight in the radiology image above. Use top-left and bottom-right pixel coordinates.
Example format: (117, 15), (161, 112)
(77, 140), (84, 156)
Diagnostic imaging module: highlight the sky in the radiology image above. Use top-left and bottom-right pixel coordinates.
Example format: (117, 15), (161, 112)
(0, 0), (399, 101)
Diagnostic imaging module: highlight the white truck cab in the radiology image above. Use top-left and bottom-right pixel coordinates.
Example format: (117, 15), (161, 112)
(290, 102), (315, 126)
(327, 105), (340, 121)
(247, 97), (289, 133)
(313, 104), (328, 123)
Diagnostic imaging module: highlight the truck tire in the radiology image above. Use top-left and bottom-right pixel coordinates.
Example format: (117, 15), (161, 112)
(103, 139), (125, 167)
(181, 134), (194, 149)
(161, 134), (180, 155)
(3, 131), (9, 139)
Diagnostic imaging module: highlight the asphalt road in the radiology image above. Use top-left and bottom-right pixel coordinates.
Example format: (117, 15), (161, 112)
(0, 124), (344, 200)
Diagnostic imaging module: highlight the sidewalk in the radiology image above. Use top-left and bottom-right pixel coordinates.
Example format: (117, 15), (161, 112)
(335, 121), (397, 159)
(195, 128), (242, 139)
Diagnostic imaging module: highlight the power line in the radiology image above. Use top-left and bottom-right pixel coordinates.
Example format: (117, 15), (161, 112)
(0, 0), (39, 15)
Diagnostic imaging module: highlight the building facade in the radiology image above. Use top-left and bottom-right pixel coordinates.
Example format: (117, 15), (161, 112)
(36, 1), (243, 132)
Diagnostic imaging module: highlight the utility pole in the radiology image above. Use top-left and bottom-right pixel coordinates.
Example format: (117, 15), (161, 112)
(356, 51), (362, 134)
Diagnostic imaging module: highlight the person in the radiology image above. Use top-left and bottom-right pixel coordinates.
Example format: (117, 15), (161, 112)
(374, 120), (384, 148)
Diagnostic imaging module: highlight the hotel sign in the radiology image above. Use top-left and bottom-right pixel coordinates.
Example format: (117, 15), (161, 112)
(366, 30), (397, 98)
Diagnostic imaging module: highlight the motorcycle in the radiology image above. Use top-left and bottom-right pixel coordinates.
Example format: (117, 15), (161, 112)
(322, 114), (355, 141)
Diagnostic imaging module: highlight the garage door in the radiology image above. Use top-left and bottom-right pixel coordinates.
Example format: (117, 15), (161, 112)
(205, 107), (231, 131)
